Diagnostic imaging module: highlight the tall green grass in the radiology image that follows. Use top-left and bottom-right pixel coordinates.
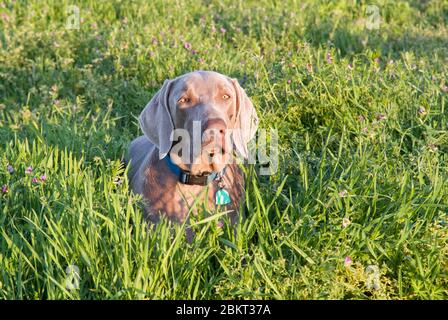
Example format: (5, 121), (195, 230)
(1, 0), (447, 299)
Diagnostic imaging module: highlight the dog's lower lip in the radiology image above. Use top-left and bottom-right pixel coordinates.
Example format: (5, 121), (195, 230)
(206, 147), (225, 156)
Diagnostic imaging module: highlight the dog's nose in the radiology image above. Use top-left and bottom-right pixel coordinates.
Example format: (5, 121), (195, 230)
(203, 118), (226, 135)
(202, 118), (227, 156)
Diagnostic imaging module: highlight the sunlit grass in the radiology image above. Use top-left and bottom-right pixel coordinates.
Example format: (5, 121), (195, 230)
(0, 0), (447, 299)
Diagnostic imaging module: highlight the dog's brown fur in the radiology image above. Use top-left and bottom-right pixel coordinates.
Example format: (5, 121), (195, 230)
(127, 71), (258, 223)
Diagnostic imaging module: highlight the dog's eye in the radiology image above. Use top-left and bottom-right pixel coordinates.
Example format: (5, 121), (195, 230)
(178, 97), (190, 104)
(222, 94), (230, 100)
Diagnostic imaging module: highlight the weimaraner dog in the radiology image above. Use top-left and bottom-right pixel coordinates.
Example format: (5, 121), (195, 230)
(127, 70), (258, 226)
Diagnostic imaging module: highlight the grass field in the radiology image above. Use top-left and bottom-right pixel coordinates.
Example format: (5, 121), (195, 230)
(1, 0), (447, 299)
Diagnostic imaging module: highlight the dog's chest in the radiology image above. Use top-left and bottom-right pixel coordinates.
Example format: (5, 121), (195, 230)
(144, 161), (244, 223)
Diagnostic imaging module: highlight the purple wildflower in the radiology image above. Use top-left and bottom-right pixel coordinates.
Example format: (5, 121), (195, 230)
(338, 190), (348, 198)
(1, 184), (7, 194)
(40, 175), (47, 182)
(183, 42), (192, 50)
(7, 165), (14, 174)
(326, 52), (332, 63)
(220, 27), (226, 33)
(287, 79), (292, 84)
(0, 12), (9, 22)
(32, 176), (39, 184)
(418, 106), (427, 115)
(25, 166), (33, 174)
(344, 256), (353, 267)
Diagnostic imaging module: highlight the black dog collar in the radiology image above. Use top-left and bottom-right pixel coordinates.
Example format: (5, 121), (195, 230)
(164, 156), (224, 186)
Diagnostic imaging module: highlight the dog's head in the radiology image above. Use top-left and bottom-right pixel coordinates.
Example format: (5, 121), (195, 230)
(139, 71), (258, 175)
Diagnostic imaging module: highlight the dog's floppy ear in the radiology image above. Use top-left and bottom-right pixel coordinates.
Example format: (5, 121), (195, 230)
(230, 78), (259, 159)
(139, 79), (174, 158)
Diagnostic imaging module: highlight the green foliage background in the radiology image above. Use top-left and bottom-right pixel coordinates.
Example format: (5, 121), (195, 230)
(0, 0), (447, 299)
